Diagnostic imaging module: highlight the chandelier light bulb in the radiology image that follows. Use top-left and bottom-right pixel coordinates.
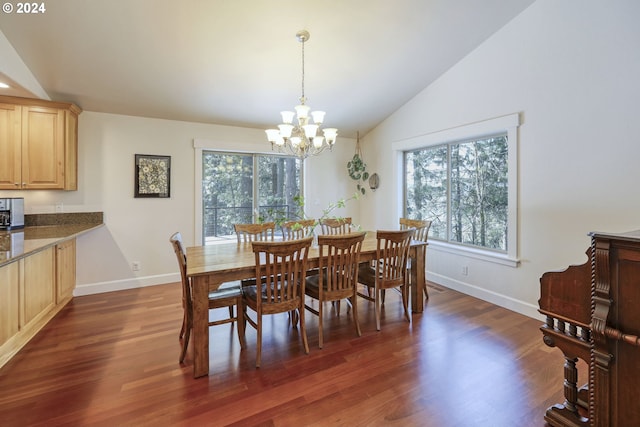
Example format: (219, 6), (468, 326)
(280, 111), (295, 124)
(311, 111), (325, 124)
(278, 124), (294, 138)
(303, 124), (318, 139)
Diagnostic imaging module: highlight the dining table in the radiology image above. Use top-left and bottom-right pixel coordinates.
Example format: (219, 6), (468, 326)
(186, 231), (428, 378)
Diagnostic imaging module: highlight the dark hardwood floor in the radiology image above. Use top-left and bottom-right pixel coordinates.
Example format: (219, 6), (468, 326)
(0, 282), (572, 426)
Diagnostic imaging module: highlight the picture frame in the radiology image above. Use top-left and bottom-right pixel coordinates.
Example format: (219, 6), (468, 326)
(134, 154), (171, 198)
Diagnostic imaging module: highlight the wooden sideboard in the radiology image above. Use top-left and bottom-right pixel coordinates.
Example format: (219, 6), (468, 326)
(539, 230), (640, 426)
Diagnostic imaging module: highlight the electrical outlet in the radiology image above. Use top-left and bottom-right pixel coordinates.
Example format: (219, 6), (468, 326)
(132, 261), (141, 271)
(461, 266), (468, 276)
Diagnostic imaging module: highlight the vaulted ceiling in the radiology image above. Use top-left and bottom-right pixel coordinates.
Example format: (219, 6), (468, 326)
(0, 0), (535, 138)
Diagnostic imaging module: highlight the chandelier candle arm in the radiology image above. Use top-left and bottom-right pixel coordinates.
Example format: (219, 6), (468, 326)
(265, 29), (338, 159)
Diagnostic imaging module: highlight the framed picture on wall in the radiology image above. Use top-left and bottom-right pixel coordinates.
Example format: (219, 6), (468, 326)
(134, 154), (171, 198)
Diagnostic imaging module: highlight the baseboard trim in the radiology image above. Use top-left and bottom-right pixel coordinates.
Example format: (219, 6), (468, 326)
(74, 273), (180, 296)
(428, 272), (544, 321)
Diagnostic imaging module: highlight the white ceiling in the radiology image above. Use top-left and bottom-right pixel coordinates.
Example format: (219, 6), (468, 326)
(0, 0), (534, 138)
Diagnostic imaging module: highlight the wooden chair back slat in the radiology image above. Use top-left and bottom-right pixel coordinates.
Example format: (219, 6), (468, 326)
(399, 218), (431, 242)
(282, 219), (316, 240)
(234, 222), (276, 243)
(318, 232), (366, 293)
(319, 217), (352, 235)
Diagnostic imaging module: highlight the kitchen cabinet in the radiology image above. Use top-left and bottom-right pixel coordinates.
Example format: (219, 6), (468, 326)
(0, 239), (76, 369)
(0, 95), (81, 190)
(0, 260), (20, 352)
(22, 246), (56, 326)
(56, 238), (76, 303)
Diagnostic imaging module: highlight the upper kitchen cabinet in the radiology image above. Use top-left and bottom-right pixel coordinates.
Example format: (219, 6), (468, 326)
(0, 96), (82, 190)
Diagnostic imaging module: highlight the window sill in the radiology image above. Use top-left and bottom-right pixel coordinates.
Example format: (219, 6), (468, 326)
(427, 240), (520, 268)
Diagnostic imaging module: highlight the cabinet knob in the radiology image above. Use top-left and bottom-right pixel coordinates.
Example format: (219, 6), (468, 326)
(14, 183), (19, 187)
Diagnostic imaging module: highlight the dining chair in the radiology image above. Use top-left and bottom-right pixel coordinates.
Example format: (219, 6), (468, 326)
(356, 229), (415, 331)
(282, 218), (316, 240)
(319, 217), (352, 235)
(305, 232), (366, 348)
(399, 218), (432, 299)
(234, 222), (276, 243)
(242, 236), (313, 367)
(169, 232), (244, 363)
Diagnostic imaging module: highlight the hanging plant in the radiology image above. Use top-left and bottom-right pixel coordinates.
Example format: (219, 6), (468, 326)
(347, 132), (369, 195)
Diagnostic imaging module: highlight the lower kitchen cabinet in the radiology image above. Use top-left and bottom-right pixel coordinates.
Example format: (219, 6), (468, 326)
(0, 238), (77, 369)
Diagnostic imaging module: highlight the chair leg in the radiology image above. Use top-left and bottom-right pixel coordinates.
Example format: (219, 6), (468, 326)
(402, 285), (410, 322)
(423, 282), (429, 300)
(236, 300), (245, 349)
(228, 306), (234, 321)
(289, 309), (299, 327)
(299, 300), (309, 355)
(179, 325), (190, 363)
(375, 287), (381, 331)
(351, 296), (361, 337)
(333, 300), (341, 314)
(179, 312), (186, 339)
(256, 312), (262, 368)
(318, 299), (324, 349)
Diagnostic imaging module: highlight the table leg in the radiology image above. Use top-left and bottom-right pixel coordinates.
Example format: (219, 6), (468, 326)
(410, 245), (426, 313)
(191, 276), (209, 378)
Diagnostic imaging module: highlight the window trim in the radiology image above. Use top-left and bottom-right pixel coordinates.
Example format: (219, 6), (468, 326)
(392, 113), (520, 267)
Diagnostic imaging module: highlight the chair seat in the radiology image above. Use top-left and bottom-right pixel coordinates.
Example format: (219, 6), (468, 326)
(306, 268), (355, 294)
(243, 282), (296, 303)
(209, 281), (242, 300)
(357, 263), (377, 284)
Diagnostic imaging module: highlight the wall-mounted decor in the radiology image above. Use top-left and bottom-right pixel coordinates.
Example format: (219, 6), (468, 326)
(368, 173), (380, 191)
(135, 154), (171, 198)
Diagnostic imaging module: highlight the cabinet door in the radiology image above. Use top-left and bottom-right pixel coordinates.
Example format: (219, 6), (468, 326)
(21, 106), (65, 189)
(0, 103), (22, 189)
(64, 111), (79, 190)
(0, 261), (20, 347)
(22, 247), (55, 326)
(56, 239), (76, 303)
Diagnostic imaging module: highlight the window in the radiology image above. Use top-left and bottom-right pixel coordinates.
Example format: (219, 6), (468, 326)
(393, 113), (519, 265)
(405, 134), (508, 251)
(202, 151), (302, 243)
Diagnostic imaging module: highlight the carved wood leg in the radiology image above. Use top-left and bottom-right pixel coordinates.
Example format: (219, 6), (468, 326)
(563, 357), (579, 414)
(544, 356), (589, 427)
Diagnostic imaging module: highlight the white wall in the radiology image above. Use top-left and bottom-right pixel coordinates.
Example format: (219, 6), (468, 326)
(79, 113), (357, 294)
(0, 109), (357, 294)
(360, 0), (640, 318)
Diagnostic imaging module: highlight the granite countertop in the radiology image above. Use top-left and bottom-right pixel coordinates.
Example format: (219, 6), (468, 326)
(0, 212), (104, 267)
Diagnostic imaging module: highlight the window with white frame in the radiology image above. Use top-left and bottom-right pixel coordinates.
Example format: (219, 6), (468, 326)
(394, 113), (519, 265)
(201, 151), (302, 243)
(405, 134), (508, 251)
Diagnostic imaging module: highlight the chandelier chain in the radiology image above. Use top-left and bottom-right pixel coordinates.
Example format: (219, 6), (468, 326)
(300, 37), (305, 102)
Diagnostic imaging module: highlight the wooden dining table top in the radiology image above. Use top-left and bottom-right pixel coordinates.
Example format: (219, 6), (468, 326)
(186, 231), (426, 282)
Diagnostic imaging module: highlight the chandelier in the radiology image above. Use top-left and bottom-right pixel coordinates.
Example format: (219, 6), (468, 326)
(265, 30), (337, 159)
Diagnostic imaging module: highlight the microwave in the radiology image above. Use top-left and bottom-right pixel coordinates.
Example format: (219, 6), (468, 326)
(0, 197), (25, 230)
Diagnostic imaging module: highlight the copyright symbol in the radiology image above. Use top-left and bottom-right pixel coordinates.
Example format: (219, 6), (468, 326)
(2, 3), (13, 13)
